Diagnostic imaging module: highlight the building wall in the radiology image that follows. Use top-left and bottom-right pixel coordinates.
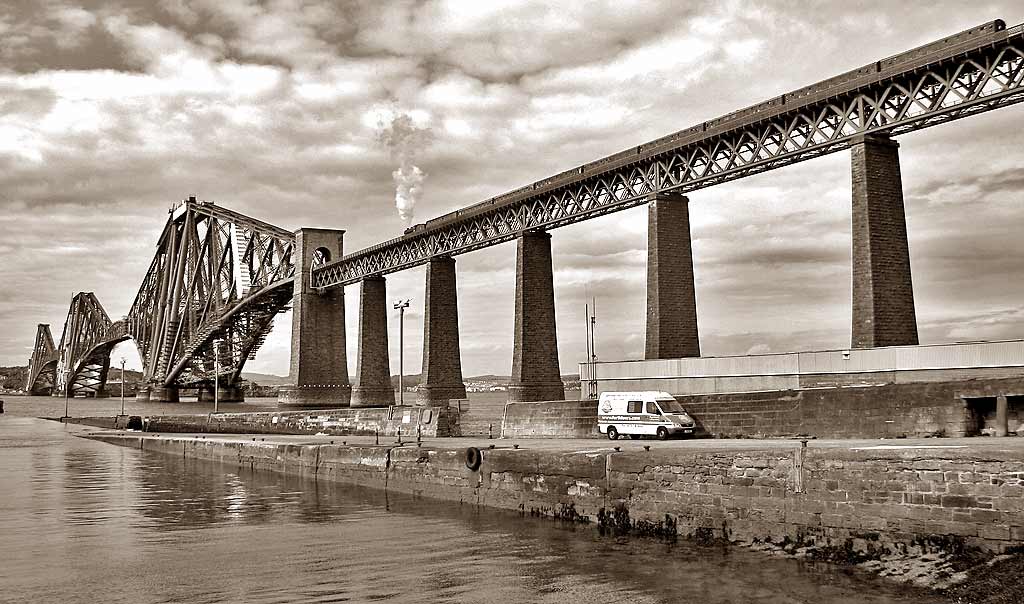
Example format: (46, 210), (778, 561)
(587, 340), (1024, 397)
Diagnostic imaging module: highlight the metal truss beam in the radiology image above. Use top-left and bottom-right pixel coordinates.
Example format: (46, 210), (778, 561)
(311, 19), (1024, 289)
(35, 198), (296, 396)
(53, 292), (113, 396)
(26, 324), (57, 394)
(124, 198), (297, 388)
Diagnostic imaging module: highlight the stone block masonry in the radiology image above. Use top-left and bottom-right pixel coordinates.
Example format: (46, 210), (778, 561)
(851, 134), (918, 348)
(131, 405), (460, 437)
(501, 400), (599, 438)
(279, 228), (351, 408)
(419, 256), (467, 405)
(646, 193), (699, 359)
(352, 276), (396, 408)
(677, 376), (1024, 439)
(85, 432), (1024, 557)
(509, 230), (564, 402)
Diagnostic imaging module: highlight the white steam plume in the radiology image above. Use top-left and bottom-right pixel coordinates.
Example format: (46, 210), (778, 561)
(377, 111), (431, 224)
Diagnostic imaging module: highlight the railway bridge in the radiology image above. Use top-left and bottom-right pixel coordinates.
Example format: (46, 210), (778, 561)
(26, 201), (297, 402)
(27, 20), (1024, 407)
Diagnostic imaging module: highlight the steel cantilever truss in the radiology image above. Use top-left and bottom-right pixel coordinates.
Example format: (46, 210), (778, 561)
(29, 200), (296, 396)
(25, 324), (57, 394)
(312, 20), (1024, 289)
(129, 200), (296, 388)
(48, 293), (117, 396)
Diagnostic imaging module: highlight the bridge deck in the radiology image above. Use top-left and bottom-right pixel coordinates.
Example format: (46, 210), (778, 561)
(312, 19), (1024, 289)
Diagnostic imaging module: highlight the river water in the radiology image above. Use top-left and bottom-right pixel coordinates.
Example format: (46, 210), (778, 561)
(0, 398), (939, 603)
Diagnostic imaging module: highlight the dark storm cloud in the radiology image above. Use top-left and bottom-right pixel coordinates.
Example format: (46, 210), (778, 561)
(0, 0), (147, 73)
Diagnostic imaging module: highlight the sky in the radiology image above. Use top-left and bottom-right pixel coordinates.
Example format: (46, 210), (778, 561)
(2, 0), (1024, 379)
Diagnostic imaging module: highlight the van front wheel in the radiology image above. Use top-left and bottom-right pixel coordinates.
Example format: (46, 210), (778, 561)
(656, 427), (669, 440)
(607, 426), (619, 440)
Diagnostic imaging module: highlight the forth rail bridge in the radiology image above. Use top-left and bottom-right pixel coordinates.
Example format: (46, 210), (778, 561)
(26, 20), (1024, 438)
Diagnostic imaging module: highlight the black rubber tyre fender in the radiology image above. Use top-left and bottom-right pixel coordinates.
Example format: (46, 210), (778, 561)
(465, 446), (482, 471)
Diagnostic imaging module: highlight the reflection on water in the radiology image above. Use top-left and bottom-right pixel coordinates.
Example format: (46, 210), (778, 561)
(0, 415), (940, 604)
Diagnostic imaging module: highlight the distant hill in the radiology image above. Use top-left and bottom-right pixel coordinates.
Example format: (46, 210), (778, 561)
(240, 372), (292, 386)
(465, 374), (510, 382)
(2, 366), (575, 392)
(1, 366), (28, 390)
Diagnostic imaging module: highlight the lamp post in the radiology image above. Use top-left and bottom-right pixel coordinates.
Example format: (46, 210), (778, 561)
(62, 367), (70, 420)
(213, 341), (220, 414)
(393, 299), (411, 406)
(119, 357), (126, 416)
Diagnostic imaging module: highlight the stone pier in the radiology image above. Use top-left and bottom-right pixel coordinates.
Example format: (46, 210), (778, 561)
(149, 385), (179, 403)
(279, 228), (351, 408)
(995, 395), (1009, 437)
(198, 384), (245, 403)
(418, 256), (466, 405)
(851, 134), (918, 348)
(645, 192), (700, 359)
(351, 276), (395, 408)
(509, 230), (564, 402)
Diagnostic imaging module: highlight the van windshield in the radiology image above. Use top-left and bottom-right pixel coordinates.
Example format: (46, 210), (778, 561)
(657, 398), (685, 414)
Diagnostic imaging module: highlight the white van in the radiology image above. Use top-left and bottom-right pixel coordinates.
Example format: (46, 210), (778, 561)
(597, 391), (696, 440)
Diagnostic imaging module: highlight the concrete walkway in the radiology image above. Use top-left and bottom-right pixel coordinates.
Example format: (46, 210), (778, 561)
(65, 421), (1024, 455)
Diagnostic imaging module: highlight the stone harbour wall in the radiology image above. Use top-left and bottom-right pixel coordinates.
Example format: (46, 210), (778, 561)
(85, 433), (1024, 556)
(506, 377), (1024, 440)
(678, 377), (1024, 439)
(500, 400), (599, 438)
(140, 405), (460, 437)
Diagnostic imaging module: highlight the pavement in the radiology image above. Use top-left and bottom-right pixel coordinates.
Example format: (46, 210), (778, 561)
(64, 421), (1024, 456)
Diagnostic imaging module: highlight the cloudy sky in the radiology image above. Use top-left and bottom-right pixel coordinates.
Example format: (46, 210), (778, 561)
(2, 0), (1024, 379)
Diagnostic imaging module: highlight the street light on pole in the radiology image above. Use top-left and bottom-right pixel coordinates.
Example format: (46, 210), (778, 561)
(213, 339), (220, 414)
(393, 299), (411, 406)
(62, 366), (70, 421)
(119, 357), (126, 416)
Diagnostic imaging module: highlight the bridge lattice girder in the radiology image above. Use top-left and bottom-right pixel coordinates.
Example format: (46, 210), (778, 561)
(51, 292), (115, 396)
(26, 324), (57, 394)
(311, 19), (1024, 288)
(33, 200), (296, 396)
(125, 200), (296, 388)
